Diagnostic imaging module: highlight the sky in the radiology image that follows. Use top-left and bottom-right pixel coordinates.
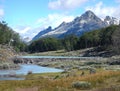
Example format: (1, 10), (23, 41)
(0, 0), (120, 40)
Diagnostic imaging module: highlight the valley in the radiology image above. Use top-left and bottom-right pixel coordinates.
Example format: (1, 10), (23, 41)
(0, 10), (120, 91)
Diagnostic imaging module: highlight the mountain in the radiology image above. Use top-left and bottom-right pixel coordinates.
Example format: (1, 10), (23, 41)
(32, 10), (119, 40)
(104, 16), (119, 25)
(32, 26), (52, 40)
(61, 10), (107, 37)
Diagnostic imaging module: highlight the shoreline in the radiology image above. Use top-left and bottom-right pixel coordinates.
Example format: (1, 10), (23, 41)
(0, 62), (20, 70)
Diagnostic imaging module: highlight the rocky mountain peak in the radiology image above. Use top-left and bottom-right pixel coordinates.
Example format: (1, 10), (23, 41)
(46, 26), (52, 30)
(75, 10), (103, 24)
(80, 10), (97, 19)
(32, 10), (119, 41)
(105, 16), (111, 21)
(104, 16), (119, 25)
(57, 22), (66, 28)
(84, 10), (95, 16)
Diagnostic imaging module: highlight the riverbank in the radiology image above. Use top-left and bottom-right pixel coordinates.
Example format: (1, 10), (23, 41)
(0, 45), (19, 70)
(0, 46), (120, 91)
(11, 54), (120, 91)
(27, 47), (117, 57)
(27, 48), (92, 56)
(0, 67), (120, 91)
(0, 55), (120, 91)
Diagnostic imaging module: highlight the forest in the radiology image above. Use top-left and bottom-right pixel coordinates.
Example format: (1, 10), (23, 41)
(28, 25), (120, 55)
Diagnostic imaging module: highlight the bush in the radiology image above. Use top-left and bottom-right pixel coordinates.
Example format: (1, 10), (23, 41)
(72, 81), (91, 89)
(78, 66), (94, 70)
(27, 71), (32, 75)
(54, 75), (60, 79)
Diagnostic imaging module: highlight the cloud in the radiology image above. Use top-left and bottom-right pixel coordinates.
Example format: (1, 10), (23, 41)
(13, 13), (75, 40)
(0, 8), (4, 17)
(48, 0), (88, 10)
(14, 26), (31, 34)
(85, 1), (120, 19)
(13, 24), (47, 40)
(37, 13), (74, 28)
(21, 26), (44, 40)
(0, 0), (5, 18)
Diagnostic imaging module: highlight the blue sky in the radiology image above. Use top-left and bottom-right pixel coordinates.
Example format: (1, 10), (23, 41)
(0, 0), (120, 40)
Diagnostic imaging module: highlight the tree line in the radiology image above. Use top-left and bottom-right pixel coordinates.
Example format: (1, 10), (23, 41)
(0, 21), (26, 52)
(0, 21), (119, 54)
(28, 25), (120, 54)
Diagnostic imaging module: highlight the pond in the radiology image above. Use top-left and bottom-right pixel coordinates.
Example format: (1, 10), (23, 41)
(0, 64), (63, 80)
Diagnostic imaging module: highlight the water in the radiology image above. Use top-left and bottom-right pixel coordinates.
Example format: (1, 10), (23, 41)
(19, 56), (96, 59)
(0, 56), (99, 80)
(0, 64), (63, 80)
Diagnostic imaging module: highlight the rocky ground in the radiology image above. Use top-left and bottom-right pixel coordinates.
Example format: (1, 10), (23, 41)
(0, 45), (19, 69)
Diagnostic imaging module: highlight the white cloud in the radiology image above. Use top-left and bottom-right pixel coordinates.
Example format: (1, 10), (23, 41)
(14, 26), (31, 34)
(48, 0), (88, 10)
(37, 13), (74, 28)
(14, 26), (43, 39)
(23, 27), (45, 40)
(85, 1), (120, 19)
(0, 0), (4, 18)
(0, 8), (4, 17)
(13, 13), (75, 40)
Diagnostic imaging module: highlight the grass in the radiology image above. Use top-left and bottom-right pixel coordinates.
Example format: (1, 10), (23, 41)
(26, 72), (61, 80)
(0, 48), (120, 91)
(0, 70), (120, 91)
(26, 48), (93, 56)
(72, 81), (91, 89)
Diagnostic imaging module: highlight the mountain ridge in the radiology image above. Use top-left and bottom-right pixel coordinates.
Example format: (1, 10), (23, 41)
(32, 10), (119, 40)
(32, 26), (53, 40)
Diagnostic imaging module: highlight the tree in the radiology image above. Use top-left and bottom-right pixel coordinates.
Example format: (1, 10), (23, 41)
(28, 37), (62, 53)
(62, 34), (78, 51)
(99, 25), (118, 47)
(77, 30), (100, 49)
(0, 21), (27, 52)
(112, 26), (120, 54)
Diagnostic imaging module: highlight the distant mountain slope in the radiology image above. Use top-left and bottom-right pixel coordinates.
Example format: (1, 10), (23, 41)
(32, 10), (119, 41)
(32, 26), (52, 40)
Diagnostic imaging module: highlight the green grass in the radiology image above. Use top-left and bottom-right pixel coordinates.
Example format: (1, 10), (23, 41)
(26, 48), (93, 56)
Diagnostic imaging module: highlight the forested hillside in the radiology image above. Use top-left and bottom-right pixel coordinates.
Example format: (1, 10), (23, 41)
(0, 21), (26, 69)
(28, 25), (120, 55)
(0, 20), (119, 56)
(0, 21), (26, 52)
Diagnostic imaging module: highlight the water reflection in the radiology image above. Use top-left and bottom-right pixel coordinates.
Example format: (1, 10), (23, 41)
(0, 64), (63, 80)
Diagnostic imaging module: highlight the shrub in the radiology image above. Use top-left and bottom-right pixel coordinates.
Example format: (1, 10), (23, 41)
(27, 71), (32, 75)
(54, 75), (60, 79)
(78, 66), (94, 70)
(72, 81), (91, 89)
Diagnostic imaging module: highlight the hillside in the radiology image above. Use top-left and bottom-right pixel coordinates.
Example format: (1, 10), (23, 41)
(0, 45), (18, 69)
(28, 25), (120, 55)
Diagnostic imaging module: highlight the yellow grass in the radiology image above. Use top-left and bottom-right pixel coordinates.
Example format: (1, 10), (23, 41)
(0, 70), (120, 91)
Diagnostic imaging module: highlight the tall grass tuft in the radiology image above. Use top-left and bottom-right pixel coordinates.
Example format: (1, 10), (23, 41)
(72, 81), (91, 89)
